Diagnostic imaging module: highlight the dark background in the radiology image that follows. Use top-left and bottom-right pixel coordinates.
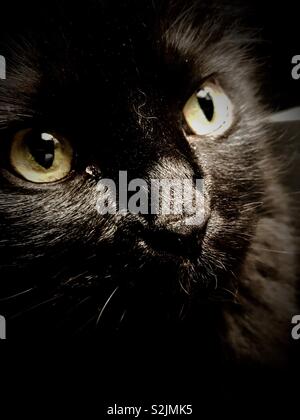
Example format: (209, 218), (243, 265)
(246, 1), (300, 110)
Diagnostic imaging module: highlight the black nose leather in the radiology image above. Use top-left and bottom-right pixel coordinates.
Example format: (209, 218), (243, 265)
(153, 211), (208, 233)
(143, 213), (209, 255)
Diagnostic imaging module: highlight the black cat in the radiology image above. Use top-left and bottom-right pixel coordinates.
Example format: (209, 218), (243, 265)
(0, 0), (298, 364)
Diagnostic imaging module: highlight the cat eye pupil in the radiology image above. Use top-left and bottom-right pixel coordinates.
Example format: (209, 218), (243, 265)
(9, 129), (73, 183)
(183, 81), (233, 138)
(26, 131), (55, 169)
(197, 89), (214, 121)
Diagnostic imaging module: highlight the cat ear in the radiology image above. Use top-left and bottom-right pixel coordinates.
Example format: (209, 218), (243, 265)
(268, 107), (300, 123)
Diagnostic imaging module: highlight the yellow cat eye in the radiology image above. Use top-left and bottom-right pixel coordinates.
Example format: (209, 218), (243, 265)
(10, 129), (73, 183)
(183, 81), (234, 138)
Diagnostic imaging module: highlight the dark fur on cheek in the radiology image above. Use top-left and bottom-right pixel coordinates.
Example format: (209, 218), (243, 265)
(0, 0), (298, 365)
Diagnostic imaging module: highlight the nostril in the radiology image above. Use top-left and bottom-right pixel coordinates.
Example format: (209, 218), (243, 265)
(142, 214), (209, 256)
(154, 212), (208, 233)
(155, 213), (187, 227)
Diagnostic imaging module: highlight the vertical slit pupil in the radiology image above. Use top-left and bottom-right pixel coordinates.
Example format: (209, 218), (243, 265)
(197, 89), (214, 122)
(26, 132), (55, 169)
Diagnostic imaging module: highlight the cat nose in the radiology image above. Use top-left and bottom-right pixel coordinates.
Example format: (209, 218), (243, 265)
(144, 199), (209, 255)
(141, 157), (209, 253)
(145, 183), (208, 243)
(143, 213), (209, 255)
(153, 212), (208, 233)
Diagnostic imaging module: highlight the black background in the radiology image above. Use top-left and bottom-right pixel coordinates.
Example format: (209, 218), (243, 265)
(249, 1), (300, 110)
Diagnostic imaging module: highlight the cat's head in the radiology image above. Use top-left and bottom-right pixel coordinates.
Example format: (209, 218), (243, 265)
(0, 0), (273, 336)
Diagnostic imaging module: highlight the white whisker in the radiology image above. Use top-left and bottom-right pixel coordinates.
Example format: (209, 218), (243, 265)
(96, 286), (120, 326)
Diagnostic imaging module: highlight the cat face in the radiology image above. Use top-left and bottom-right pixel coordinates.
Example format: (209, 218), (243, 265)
(0, 0), (270, 337)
